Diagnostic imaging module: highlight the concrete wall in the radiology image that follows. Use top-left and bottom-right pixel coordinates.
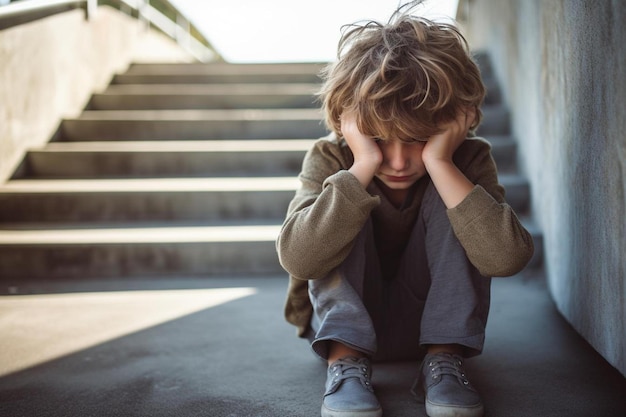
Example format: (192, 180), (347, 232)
(459, 0), (625, 375)
(0, 6), (194, 182)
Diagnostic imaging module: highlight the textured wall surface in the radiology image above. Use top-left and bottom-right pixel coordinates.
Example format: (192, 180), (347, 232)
(460, 0), (625, 375)
(0, 6), (194, 182)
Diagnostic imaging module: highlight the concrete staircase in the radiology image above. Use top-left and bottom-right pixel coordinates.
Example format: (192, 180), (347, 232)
(0, 56), (541, 286)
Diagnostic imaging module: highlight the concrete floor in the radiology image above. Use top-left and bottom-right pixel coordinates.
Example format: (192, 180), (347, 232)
(0, 269), (625, 417)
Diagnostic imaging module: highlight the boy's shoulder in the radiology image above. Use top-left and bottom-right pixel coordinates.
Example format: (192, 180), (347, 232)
(456, 136), (492, 159)
(454, 136), (494, 173)
(315, 131), (346, 147)
(460, 136), (492, 150)
(310, 132), (351, 159)
(303, 132), (353, 172)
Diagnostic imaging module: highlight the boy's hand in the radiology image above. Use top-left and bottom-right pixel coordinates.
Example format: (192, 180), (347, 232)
(341, 112), (382, 187)
(422, 107), (476, 166)
(422, 108), (477, 208)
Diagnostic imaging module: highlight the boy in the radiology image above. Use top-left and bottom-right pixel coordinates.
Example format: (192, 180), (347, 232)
(276, 3), (534, 417)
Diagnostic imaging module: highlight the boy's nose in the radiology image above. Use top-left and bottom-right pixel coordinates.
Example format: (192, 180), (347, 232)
(385, 143), (409, 171)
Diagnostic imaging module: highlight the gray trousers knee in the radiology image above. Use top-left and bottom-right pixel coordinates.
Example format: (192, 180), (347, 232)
(307, 183), (491, 362)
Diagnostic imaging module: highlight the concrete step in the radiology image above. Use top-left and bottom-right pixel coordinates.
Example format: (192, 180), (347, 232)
(111, 63), (499, 108)
(60, 106), (508, 141)
(67, 106), (509, 139)
(113, 63), (323, 84)
(482, 77), (503, 106)
(473, 51), (494, 80)
(117, 62), (502, 108)
(124, 62), (326, 75)
(0, 216), (542, 281)
(0, 174), (530, 223)
(88, 84), (320, 110)
(0, 224), (283, 280)
(478, 106), (510, 136)
(498, 173), (530, 214)
(17, 137), (518, 179)
(18, 140), (315, 178)
(59, 109), (328, 141)
(0, 177), (298, 223)
(486, 136), (517, 173)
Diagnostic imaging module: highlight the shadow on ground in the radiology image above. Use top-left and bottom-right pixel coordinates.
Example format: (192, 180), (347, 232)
(0, 272), (624, 417)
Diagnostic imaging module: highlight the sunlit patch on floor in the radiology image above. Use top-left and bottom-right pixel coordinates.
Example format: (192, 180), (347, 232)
(0, 287), (257, 376)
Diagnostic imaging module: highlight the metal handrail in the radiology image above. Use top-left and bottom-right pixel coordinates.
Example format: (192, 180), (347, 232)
(0, 0), (91, 18)
(0, 0), (220, 62)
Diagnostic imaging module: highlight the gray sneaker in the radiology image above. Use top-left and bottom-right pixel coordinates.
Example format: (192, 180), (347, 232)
(321, 356), (382, 417)
(413, 352), (484, 417)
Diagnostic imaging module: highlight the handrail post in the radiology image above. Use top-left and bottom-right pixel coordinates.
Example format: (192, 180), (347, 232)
(85, 0), (97, 20)
(137, 0), (148, 28)
(175, 13), (190, 50)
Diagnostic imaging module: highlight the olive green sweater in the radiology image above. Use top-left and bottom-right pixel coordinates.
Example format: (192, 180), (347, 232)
(276, 133), (534, 336)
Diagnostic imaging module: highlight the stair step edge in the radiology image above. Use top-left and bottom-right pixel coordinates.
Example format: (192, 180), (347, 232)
(70, 109), (323, 121)
(0, 225), (281, 245)
(0, 177), (300, 193)
(38, 139), (317, 152)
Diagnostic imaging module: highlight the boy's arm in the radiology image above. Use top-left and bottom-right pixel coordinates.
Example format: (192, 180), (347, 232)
(445, 139), (534, 277)
(422, 108), (476, 208)
(340, 112), (383, 187)
(420, 109), (533, 277)
(278, 114), (385, 281)
(276, 137), (379, 281)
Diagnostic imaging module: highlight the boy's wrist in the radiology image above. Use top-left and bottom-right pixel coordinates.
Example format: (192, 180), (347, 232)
(424, 159), (474, 208)
(423, 154), (454, 173)
(349, 161), (377, 187)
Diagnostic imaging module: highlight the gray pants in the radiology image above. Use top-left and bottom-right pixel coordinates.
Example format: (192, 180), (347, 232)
(307, 183), (491, 362)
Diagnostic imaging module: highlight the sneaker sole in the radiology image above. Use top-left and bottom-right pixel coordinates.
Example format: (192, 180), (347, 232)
(426, 400), (484, 417)
(321, 404), (383, 417)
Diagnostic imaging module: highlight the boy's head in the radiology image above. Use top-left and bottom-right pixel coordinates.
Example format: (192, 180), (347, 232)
(318, 2), (485, 142)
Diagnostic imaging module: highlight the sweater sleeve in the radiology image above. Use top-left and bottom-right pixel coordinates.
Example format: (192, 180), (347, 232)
(447, 139), (535, 277)
(276, 138), (380, 281)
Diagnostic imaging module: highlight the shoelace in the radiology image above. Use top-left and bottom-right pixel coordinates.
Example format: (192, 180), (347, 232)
(427, 354), (469, 384)
(410, 354), (470, 400)
(328, 357), (373, 392)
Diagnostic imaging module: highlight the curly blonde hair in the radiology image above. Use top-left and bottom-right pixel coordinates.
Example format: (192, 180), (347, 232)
(318, 4), (485, 142)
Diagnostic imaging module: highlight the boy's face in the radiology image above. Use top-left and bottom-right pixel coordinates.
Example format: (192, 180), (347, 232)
(374, 139), (428, 197)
